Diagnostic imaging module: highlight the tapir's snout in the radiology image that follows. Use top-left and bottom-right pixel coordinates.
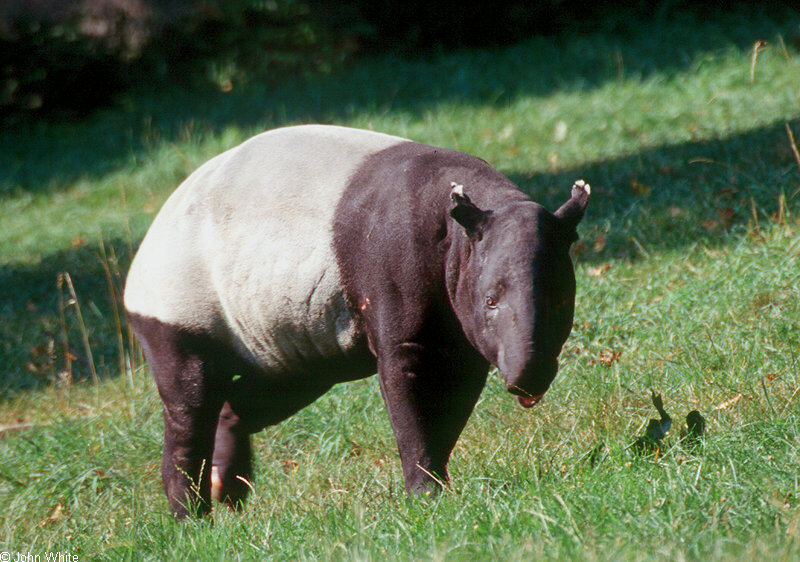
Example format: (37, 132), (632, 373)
(503, 353), (559, 408)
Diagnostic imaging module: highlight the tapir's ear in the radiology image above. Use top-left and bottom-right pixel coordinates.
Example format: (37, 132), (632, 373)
(449, 182), (490, 240)
(554, 179), (591, 240)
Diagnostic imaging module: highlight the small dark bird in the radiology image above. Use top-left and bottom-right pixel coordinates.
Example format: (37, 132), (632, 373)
(633, 390), (672, 455)
(647, 390), (672, 439)
(681, 410), (706, 449)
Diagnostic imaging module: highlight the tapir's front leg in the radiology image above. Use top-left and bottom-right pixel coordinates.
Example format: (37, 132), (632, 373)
(377, 341), (488, 494)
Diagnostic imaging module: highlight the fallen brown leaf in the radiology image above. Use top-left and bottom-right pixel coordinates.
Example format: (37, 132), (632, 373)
(716, 207), (735, 227)
(282, 459), (299, 475)
(597, 349), (622, 367)
(630, 179), (651, 197)
(572, 240), (588, 257)
(593, 234), (607, 253)
(714, 393), (743, 410)
(716, 187), (739, 198)
(587, 264), (612, 278)
(41, 502), (64, 526)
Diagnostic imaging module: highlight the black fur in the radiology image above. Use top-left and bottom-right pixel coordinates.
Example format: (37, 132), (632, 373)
(333, 141), (586, 493)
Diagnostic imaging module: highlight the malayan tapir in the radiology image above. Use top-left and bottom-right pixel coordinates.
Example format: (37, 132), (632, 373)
(124, 124), (590, 518)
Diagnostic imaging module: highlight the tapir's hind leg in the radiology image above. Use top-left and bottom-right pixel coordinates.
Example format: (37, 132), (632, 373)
(129, 314), (228, 518)
(211, 402), (252, 508)
(210, 367), (336, 509)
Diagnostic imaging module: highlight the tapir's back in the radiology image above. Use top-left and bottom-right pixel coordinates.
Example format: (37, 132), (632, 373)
(124, 125), (406, 372)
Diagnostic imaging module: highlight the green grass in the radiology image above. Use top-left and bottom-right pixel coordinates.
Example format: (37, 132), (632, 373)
(2, 6), (800, 560)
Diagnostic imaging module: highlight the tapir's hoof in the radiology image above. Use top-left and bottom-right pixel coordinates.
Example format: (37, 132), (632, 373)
(211, 465), (252, 509)
(211, 465), (223, 503)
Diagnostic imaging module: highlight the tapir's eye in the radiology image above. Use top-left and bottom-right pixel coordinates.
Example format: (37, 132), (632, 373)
(485, 295), (498, 309)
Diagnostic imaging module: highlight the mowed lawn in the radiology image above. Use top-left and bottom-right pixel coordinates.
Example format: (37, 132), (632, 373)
(1, 7), (799, 560)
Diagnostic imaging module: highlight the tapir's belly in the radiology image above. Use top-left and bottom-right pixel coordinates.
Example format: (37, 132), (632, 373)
(124, 125), (405, 374)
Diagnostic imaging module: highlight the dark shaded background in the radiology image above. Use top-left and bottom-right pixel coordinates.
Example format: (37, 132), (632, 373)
(2, 0), (797, 120)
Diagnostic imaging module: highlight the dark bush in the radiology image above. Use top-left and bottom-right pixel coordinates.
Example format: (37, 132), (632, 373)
(1, 20), (125, 118)
(348, 0), (790, 50)
(1, 0), (158, 119)
(351, 0), (573, 49)
(0, 0), (357, 120)
(142, 2), (365, 85)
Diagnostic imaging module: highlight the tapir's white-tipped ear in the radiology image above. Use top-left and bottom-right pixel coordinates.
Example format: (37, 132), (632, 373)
(449, 182), (490, 240)
(449, 182), (465, 202)
(573, 179), (591, 196)
(554, 179), (590, 236)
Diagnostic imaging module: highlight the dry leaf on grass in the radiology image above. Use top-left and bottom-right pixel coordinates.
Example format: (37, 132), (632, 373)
(630, 179), (651, 197)
(714, 393), (743, 410)
(282, 459), (299, 474)
(716, 187), (738, 198)
(41, 502), (64, 526)
(593, 234), (607, 253)
(717, 207), (735, 227)
(596, 349), (622, 367)
(572, 240), (588, 257)
(587, 264), (612, 278)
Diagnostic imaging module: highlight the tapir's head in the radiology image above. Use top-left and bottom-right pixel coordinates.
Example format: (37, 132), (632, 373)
(448, 180), (590, 408)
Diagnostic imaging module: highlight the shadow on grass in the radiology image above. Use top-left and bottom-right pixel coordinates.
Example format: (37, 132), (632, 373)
(0, 240), (136, 395)
(1, 6), (797, 196)
(509, 120), (800, 261)
(1, 117), (798, 395)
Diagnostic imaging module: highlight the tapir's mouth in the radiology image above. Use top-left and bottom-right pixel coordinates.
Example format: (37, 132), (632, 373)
(506, 382), (547, 408)
(516, 393), (545, 408)
(501, 357), (556, 408)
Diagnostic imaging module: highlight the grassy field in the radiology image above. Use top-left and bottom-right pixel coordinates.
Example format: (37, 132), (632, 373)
(2, 6), (800, 560)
